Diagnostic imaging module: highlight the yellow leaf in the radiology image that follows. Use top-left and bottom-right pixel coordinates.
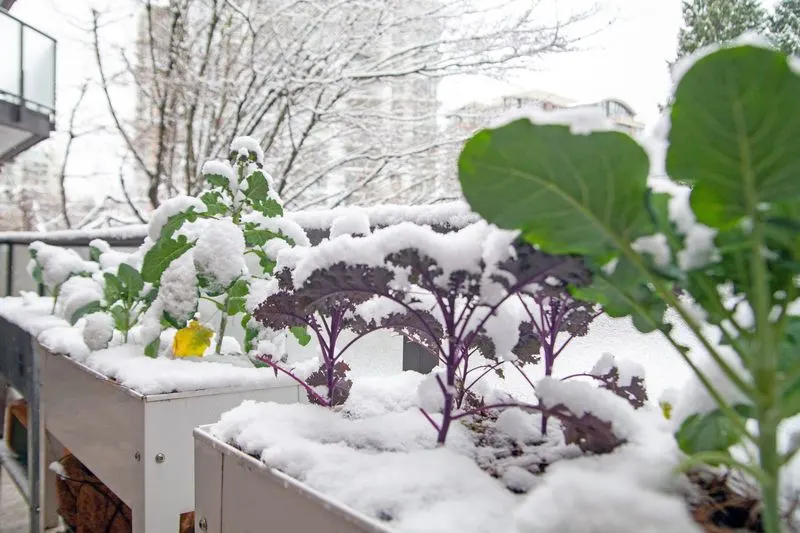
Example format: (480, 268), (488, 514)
(660, 400), (673, 420)
(172, 320), (213, 358)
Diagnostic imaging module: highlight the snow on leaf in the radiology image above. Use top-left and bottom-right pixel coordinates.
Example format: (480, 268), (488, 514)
(147, 195), (206, 241)
(194, 219), (246, 291)
(141, 235), (195, 284)
(589, 353), (649, 409)
(82, 311), (115, 351)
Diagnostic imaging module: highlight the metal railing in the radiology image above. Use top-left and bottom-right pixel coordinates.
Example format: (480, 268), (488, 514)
(0, 8), (56, 121)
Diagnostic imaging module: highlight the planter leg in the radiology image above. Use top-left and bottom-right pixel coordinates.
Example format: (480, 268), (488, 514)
(0, 374), (6, 511)
(133, 500), (181, 533)
(42, 433), (63, 528)
(0, 374), (7, 439)
(29, 344), (44, 533)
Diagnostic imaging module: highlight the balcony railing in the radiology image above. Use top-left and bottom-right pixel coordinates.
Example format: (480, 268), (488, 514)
(0, 9), (56, 121)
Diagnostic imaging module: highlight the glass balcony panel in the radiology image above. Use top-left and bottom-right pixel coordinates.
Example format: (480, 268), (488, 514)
(23, 26), (55, 109)
(0, 14), (22, 100)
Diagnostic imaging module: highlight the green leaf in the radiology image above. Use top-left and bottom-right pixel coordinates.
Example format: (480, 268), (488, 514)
(778, 317), (800, 418)
(244, 170), (269, 202)
(28, 251), (44, 285)
(70, 300), (104, 325)
(141, 286), (159, 306)
(290, 326), (312, 346)
(144, 337), (160, 358)
(676, 407), (749, 457)
(572, 258), (670, 334)
(458, 119), (652, 257)
(667, 46), (800, 228)
(109, 305), (129, 332)
(163, 310), (189, 330)
(206, 174), (230, 190)
(250, 356), (268, 369)
(141, 236), (195, 284)
(103, 273), (123, 304)
(228, 297), (246, 316)
(252, 198), (283, 218)
(117, 263), (144, 299)
(200, 191), (227, 217)
(89, 246), (103, 263)
(253, 250), (276, 274)
(159, 208), (200, 240)
(229, 278), (249, 298)
(243, 228), (286, 247)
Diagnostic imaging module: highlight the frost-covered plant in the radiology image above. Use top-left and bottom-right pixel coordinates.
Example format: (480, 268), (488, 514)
(69, 262), (151, 344)
(510, 288), (648, 432)
(27, 241), (98, 313)
(459, 44), (800, 533)
(265, 222), (588, 443)
(251, 268), (377, 407)
(140, 137), (309, 356)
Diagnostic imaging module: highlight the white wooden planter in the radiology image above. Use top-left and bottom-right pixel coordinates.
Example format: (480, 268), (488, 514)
(194, 425), (392, 533)
(40, 347), (303, 533)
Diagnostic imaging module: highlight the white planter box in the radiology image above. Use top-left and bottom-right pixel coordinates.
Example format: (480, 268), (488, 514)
(41, 348), (302, 533)
(194, 425), (391, 533)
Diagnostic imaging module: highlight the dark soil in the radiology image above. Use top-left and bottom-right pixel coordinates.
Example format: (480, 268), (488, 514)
(687, 469), (765, 533)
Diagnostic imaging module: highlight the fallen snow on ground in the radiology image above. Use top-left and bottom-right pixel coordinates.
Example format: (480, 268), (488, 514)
(210, 373), (697, 533)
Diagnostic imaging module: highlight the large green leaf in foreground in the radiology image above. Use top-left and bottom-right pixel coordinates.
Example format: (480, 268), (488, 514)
(458, 120), (652, 257)
(667, 46), (800, 228)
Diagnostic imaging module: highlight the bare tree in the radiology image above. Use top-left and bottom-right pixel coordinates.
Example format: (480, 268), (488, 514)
(88, 0), (600, 211)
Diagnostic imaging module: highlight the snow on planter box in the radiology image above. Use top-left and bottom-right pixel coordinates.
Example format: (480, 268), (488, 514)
(0, 296), (312, 533)
(195, 373), (703, 533)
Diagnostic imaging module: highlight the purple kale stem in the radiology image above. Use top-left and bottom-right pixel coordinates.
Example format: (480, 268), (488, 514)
(451, 401), (539, 421)
(540, 302), (566, 435)
(254, 355), (330, 406)
(418, 407), (441, 432)
(325, 309), (344, 405)
(455, 258), (572, 346)
(436, 367), (455, 444)
(552, 310), (603, 358)
(463, 360), (506, 393)
(309, 289), (447, 360)
(455, 343), (471, 408)
(512, 362), (537, 391)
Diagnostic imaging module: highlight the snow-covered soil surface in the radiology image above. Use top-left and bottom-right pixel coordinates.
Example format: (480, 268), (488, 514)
(210, 372), (703, 533)
(0, 295), (391, 395)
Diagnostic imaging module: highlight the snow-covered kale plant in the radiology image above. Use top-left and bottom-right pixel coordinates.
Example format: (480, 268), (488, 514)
(139, 137), (309, 357)
(23, 239), (153, 351)
(251, 266), (368, 407)
(459, 44), (800, 533)
(254, 221), (598, 443)
(27, 241), (99, 313)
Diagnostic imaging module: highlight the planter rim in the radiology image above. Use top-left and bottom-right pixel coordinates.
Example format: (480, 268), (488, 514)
(194, 425), (394, 533)
(47, 351), (295, 402)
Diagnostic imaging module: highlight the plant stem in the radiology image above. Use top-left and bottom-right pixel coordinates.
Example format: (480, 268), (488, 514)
(123, 304), (130, 343)
(758, 413), (782, 533)
(215, 293), (229, 354)
(749, 218), (782, 533)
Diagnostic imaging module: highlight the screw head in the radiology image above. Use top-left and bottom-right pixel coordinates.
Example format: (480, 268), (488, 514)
(134, 452), (141, 462)
(155, 453), (166, 463)
(199, 517), (208, 531)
